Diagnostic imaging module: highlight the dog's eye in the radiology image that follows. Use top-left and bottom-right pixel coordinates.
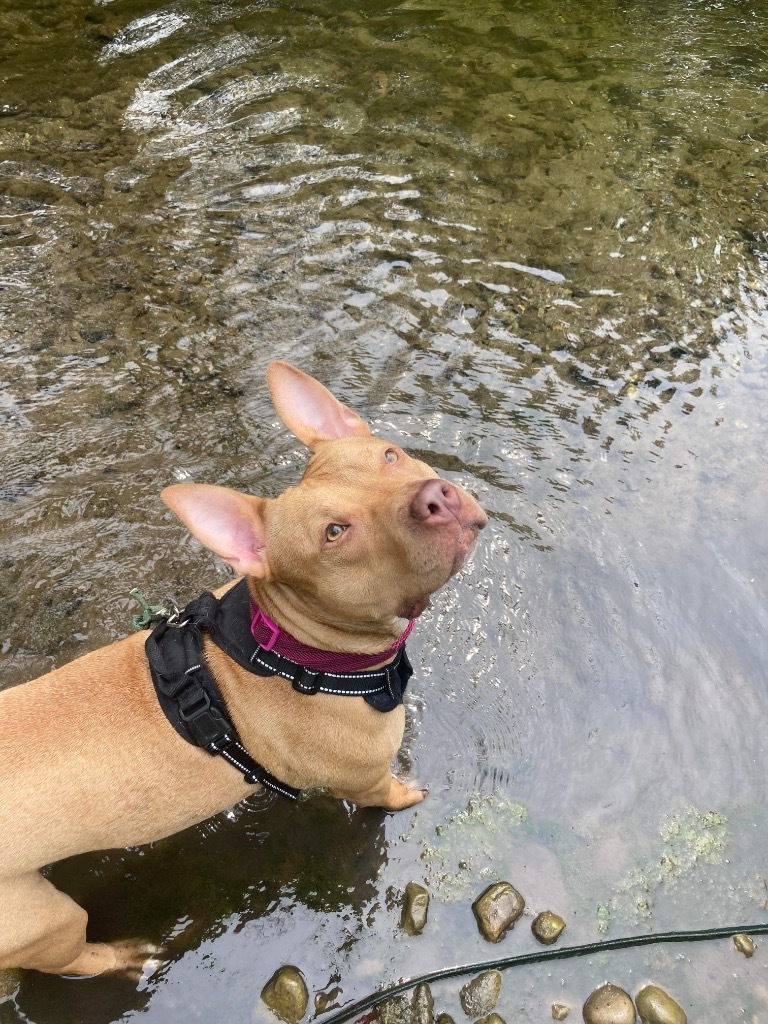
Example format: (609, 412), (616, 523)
(384, 449), (398, 463)
(325, 524), (346, 542)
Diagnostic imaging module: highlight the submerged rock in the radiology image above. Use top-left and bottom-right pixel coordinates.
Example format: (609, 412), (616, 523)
(582, 983), (635, 1024)
(733, 933), (756, 958)
(261, 966), (309, 1024)
(459, 970), (502, 1016)
(379, 995), (412, 1024)
(436, 1015), (456, 1024)
(552, 1004), (570, 1020)
(412, 983), (435, 1024)
(401, 882), (430, 936)
(532, 910), (566, 945)
(472, 882), (525, 942)
(635, 985), (687, 1024)
(476, 1014), (506, 1024)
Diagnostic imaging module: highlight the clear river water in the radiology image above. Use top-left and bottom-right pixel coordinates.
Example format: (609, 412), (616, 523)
(1, 0), (767, 1021)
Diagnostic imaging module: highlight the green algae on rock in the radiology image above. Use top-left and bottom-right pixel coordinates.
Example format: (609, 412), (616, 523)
(472, 882), (525, 942)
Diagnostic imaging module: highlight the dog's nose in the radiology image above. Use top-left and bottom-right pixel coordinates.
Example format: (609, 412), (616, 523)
(410, 479), (462, 525)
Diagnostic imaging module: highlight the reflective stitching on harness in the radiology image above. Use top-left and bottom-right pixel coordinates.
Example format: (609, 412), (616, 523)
(146, 580), (412, 802)
(251, 653), (389, 694)
(318, 685), (387, 696)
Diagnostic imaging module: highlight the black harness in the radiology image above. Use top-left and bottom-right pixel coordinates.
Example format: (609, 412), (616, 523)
(145, 580), (413, 801)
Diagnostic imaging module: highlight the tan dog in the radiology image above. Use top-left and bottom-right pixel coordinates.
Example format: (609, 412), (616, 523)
(0, 362), (486, 980)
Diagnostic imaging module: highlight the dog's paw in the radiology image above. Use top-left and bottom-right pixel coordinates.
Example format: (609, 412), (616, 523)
(385, 776), (428, 810)
(60, 940), (164, 982)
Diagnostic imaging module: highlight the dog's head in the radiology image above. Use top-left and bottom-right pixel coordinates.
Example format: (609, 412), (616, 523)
(163, 362), (487, 640)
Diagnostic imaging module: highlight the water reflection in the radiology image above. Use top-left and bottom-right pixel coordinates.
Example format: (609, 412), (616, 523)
(1, 0), (768, 1020)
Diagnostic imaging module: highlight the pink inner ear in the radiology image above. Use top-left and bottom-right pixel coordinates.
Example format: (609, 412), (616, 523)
(268, 361), (371, 448)
(162, 484), (269, 579)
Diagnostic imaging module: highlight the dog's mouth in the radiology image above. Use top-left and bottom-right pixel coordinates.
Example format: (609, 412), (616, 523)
(398, 594), (431, 620)
(397, 525), (482, 620)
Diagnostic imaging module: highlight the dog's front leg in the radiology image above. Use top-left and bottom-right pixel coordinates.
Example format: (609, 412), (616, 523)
(333, 773), (427, 811)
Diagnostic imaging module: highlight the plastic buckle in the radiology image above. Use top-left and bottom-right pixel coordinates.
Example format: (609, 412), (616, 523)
(251, 607), (281, 652)
(179, 691), (228, 747)
(291, 666), (322, 695)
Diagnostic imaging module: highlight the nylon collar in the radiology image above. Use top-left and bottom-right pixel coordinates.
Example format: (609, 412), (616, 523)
(182, 579), (413, 712)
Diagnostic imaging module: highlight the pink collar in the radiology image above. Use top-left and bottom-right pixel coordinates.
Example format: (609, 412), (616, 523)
(250, 602), (414, 673)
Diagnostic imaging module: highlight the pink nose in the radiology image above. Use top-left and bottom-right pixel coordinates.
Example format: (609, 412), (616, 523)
(410, 479), (462, 525)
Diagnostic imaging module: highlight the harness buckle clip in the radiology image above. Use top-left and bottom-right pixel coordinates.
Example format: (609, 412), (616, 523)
(291, 666), (322, 695)
(178, 689), (229, 748)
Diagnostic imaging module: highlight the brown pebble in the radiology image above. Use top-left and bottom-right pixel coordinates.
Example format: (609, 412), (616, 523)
(412, 982), (435, 1024)
(459, 971), (502, 1016)
(635, 984), (687, 1024)
(733, 933), (756, 958)
(532, 910), (566, 945)
(260, 966), (309, 1024)
(401, 882), (430, 936)
(472, 882), (525, 943)
(552, 1003), (570, 1020)
(582, 983), (635, 1024)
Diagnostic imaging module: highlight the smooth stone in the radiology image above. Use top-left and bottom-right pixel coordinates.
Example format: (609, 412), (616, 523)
(261, 966), (309, 1024)
(582, 983), (636, 1024)
(437, 1015), (456, 1024)
(379, 995), (412, 1024)
(401, 882), (430, 936)
(532, 910), (566, 945)
(412, 983), (435, 1024)
(476, 1014), (506, 1024)
(472, 882), (525, 942)
(552, 1005), (570, 1020)
(733, 933), (756, 958)
(460, 970), (502, 1016)
(635, 985), (687, 1024)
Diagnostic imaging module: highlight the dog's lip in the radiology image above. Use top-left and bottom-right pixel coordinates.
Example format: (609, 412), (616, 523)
(399, 595), (431, 620)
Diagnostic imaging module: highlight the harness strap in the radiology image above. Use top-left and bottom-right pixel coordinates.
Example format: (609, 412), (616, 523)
(145, 613), (300, 800)
(145, 581), (413, 800)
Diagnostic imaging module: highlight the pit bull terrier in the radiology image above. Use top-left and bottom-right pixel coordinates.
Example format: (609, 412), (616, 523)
(0, 361), (486, 979)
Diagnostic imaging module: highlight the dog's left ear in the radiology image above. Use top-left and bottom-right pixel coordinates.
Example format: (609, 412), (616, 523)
(162, 484), (271, 579)
(267, 361), (371, 450)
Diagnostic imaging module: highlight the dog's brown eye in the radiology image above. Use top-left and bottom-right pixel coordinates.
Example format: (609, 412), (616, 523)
(325, 524), (345, 542)
(384, 449), (398, 463)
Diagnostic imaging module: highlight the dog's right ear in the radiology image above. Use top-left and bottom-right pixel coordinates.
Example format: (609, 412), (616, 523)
(161, 484), (270, 579)
(267, 361), (371, 451)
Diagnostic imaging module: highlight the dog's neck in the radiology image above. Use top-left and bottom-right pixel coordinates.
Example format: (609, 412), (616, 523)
(247, 579), (409, 656)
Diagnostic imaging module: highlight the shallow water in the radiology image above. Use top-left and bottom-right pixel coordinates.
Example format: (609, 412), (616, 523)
(1, 0), (768, 1020)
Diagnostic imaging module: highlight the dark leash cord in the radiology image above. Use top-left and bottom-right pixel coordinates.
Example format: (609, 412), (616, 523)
(317, 923), (768, 1024)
